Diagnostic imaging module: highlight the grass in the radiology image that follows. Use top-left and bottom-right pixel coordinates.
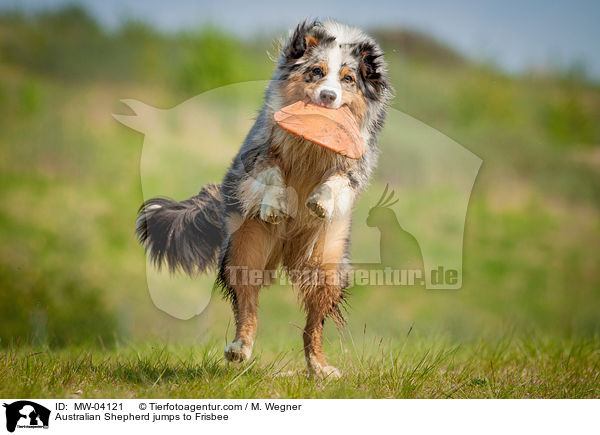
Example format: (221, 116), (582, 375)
(2, 336), (598, 398)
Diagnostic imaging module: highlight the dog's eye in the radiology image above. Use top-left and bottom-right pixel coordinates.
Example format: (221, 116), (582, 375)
(312, 66), (323, 76)
(343, 74), (354, 83)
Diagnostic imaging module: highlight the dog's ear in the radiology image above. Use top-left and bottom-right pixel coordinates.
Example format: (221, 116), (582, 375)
(285, 20), (321, 61)
(355, 41), (389, 99)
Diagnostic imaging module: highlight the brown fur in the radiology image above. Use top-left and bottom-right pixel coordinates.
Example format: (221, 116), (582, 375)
(280, 74), (319, 107)
(226, 74), (360, 375)
(305, 34), (321, 50)
(225, 125), (354, 375)
(224, 217), (278, 354)
(342, 89), (367, 126)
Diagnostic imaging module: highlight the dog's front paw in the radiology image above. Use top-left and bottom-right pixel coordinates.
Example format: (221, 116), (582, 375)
(307, 361), (341, 380)
(224, 340), (252, 363)
(306, 186), (334, 220)
(306, 354), (341, 379)
(319, 365), (341, 379)
(260, 186), (289, 224)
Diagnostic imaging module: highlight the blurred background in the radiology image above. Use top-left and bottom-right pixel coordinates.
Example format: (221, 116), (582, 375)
(0, 0), (599, 351)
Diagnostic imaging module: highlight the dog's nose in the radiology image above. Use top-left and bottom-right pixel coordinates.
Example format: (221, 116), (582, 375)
(319, 89), (337, 105)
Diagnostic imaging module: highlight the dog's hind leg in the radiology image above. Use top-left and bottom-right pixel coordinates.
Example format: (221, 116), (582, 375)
(293, 219), (351, 379)
(220, 217), (277, 363)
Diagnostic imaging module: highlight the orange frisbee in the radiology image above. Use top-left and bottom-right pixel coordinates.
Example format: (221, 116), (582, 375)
(274, 100), (365, 159)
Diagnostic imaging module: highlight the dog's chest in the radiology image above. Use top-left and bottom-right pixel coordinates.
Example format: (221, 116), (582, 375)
(271, 129), (347, 201)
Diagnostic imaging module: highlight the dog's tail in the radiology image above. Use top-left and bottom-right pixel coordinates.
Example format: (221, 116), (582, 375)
(136, 183), (224, 275)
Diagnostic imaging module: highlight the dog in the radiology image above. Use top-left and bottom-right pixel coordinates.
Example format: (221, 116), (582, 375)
(136, 19), (391, 378)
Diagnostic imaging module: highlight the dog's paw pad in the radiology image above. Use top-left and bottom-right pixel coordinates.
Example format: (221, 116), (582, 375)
(260, 188), (289, 224)
(260, 203), (288, 224)
(306, 198), (333, 220)
(224, 340), (252, 363)
(306, 185), (334, 220)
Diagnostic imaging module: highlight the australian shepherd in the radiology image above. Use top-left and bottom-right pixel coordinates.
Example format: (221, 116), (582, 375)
(136, 19), (391, 378)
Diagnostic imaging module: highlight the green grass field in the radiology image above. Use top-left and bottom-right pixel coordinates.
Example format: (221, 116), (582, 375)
(1, 7), (599, 398)
(3, 336), (599, 398)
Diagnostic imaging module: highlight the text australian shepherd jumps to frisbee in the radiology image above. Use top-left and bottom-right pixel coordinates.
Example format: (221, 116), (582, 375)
(136, 19), (392, 378)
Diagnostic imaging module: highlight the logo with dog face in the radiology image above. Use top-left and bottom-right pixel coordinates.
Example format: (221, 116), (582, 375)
(3, 401), (50, 432)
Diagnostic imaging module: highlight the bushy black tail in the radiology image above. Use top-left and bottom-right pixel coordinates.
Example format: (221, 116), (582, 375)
(136, 183), (223, 275)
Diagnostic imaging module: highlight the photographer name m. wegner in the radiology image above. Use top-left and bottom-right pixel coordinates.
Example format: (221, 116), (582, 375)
(226, 265), (459, 287)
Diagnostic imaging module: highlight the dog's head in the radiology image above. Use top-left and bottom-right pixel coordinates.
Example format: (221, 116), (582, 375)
(275, 19), (392, 132)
